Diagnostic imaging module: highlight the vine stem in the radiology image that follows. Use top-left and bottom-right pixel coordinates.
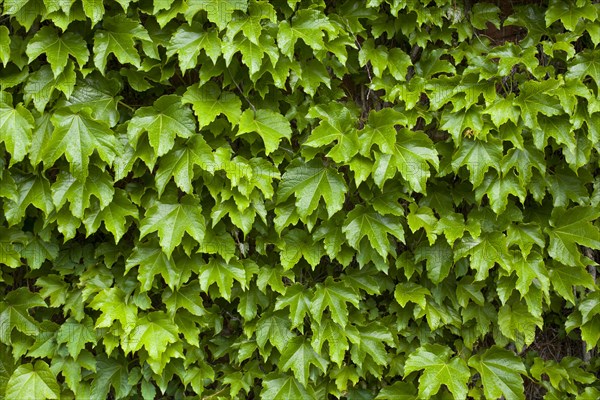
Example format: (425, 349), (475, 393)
(118, 101), (135, 112)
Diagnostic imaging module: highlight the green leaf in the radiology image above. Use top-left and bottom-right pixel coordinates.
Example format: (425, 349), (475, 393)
(546, 0), (597, 30)
(514, 80), (563, 128)
(125, 242), (184, 292)
(166, 23), (221, 72)
(56, 317), (97, 358)
(455, 232), (508, 281)
(451, 137), (502, 187)
(90, 355), (131, 399)
(277, 9), (334, 58)
(237, 109), (292, 155)
(154, 135), (214, 195)
(372, 128), (439, 193)
(139, 196), (206, 257)
(549, 262), (596, 304)
(51, 167), (114, 219)
(0, 288), (46, 344)
(26, 26), (89, 77)
(394, 282), (430, 309)
(0, 26), (10, 66)
(0, 102), (34, 163)
(186, 0), (248, 30)
(566, 49), (600, 87)
(183, 82), (242, 127)
(277, 160), (347, 219)
(342, 205), (404, 258)
(468, 346), (526, 400)
(279, 336), (328, 386)
(310, 277), (360, 328)
(404, 344), (470, 399)
(83, 188), (138, 243)
(45, 109), (120, 180)
(198, 257), (247, 301)
(124, 312), (179, 360)
(274, 284), (312, 328)
(498, 302), (543, 351)
(546, 206), (600, 267)
(93, 15), (150, 72)
(88, 288), (137, 330)
(261, 375), (313, 400)
(3, 173), (53, 227)
(128, 95), (196, 157)
(256, 311), (294, 353)
(5, 361), (60, 400)
(471, 3), (501, 29)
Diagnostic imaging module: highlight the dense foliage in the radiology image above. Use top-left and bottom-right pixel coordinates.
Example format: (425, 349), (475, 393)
(1, 0), (600, 398)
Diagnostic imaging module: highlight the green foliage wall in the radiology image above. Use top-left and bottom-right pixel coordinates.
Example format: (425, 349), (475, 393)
(1, 0), (600, 398)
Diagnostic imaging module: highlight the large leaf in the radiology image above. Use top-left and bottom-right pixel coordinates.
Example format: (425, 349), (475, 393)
(404, 344), (470, 399)
(139, 196), (206, 257)
(5, 361), (60, 400)
(468, 346), (527, 400)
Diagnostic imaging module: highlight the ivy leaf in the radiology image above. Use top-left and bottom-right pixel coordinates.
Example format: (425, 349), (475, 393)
(90, 355), (131, 400)
(128, 95), (196, 157)
(277, 9), (334, 58)
(455, 232), (508, 281)
(546, 0), (597, 31)
(342, 205), (405, 258)
(154, 135), (213, 196)
(279, 336), (328, 386)
(5, 361), (60, 400)
(372, 128), (439, 193)
(56, 317), (97, 358)
(125, 243), (182, 292)
(162, 282), (206, 317)
(312, 319), (350, 367)
(93, 15), (150, 72)
(0, 288), (46, 344)
(186, 0), (249, 30)
(514, 80), (562, 128)
(256, 311), (294, 353)
(166, 23), (221, 72)
(88, 288), (138, 330)
(274, 284), (312, 328)
(183, 82), (242, 127)
(468, 346), (527, 400)
(198, 258), (247, 301)
(471, 3), (501, 29)
(394, 282), (430, 309)
(124, 312), (179, 360)
(310, 277), (360, 328)
(0, 101), (35, 164)
(45, 109), (120, 180)
(546, 206), (600, 267)
(277, 160), (347, 218)
(237, 109), (292, 155)
(51, 167), (114, 219)
(59, 72), (122, 127)
(549, 262), (596, 304)
(474, 171), (526, 214)
(139, 196), (206, 257)
(26, 26), (88, 77)
(261, 375), (313, 400)
(498, 302), (543, 351)
(566, 49), (600, 87)
(3, 173), (53, 227)
(451, 137), (502, 187)
(347, 322), (395, 367)
(404, 344), (470, 400)
(83, 188), (138, 243)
